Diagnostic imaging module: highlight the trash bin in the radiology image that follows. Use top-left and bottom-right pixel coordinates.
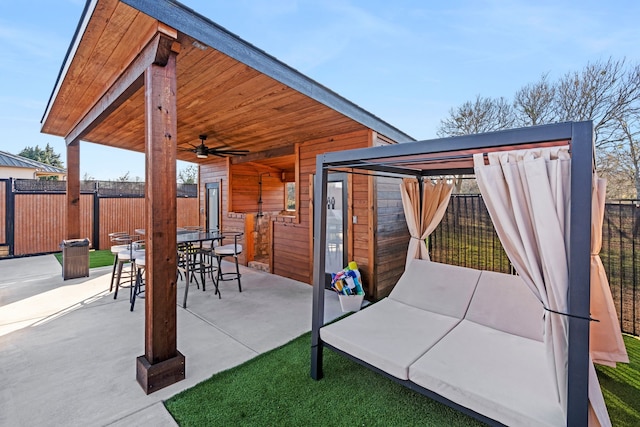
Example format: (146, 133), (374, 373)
(62, 238), (90, 280)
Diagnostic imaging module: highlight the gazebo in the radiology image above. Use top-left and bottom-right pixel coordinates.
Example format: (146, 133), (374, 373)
(311, 122), (628, 426)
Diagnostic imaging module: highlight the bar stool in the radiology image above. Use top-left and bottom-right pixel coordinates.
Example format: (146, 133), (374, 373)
(214, 232), (243, 292)
(130, 253), (145, 311)
(108, 232), (129, 293)
(113, 235), (144, 300)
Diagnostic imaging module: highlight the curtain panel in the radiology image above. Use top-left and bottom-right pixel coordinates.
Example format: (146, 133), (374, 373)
(399, 178), (454, 268)
(473, 147), (611, 427)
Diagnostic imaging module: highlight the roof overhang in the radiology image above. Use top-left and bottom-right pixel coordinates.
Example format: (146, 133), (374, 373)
(41, 0), (414, 164)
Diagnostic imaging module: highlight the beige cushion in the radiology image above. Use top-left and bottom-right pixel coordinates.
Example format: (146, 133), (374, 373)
(321, 298), (461, 380)
(389, 260), (481, 318)
(409, 320), (564, 427)
(466, 271), (544, 342)
(214, 244), (243, 255)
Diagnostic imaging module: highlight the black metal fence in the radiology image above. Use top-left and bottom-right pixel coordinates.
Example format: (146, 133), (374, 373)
(430, 195), (639, 337)
(12, 179), (197, 197)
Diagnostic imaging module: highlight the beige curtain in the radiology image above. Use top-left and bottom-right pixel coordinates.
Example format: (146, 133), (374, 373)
(590, 176), (629, 366)
(473, 147), (611, 427)
(400, 178), (454, 268)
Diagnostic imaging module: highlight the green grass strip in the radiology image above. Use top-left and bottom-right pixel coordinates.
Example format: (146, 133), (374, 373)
(53, 249), (114, 269)
(166, 333), (640, 426)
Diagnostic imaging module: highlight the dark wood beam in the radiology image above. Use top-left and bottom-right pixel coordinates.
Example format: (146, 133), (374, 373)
(65, 141), (81, 240)
(230, 145), (295, 164)
(64, 31), (180, 146)
(136, 49), (184, 394)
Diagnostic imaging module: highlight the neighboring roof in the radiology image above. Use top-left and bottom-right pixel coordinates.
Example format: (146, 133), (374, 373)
(41, 0), (415, 163)
(0, 150), (66, 174)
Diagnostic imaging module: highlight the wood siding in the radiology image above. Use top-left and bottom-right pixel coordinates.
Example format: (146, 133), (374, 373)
(200, 128), (404, 295)
(283, 128), (371, 283)
(199, 158), (228, 229)
(373, 134), (409, 298)
(374, 176), (409, 298)
(230, 163), (284, 214)
(272, 219), (308, 282)
(199, 160), (247, 265)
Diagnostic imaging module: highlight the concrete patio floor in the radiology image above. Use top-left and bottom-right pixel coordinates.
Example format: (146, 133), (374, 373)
(0, 255), (344, 426)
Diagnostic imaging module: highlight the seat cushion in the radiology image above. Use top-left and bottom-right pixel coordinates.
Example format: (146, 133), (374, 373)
(321, 298), (461, 380)
(214, 244), (242, 255)
(389, 260), (481, 319)
(466, 270), (544, 341)
(409, 320), (564, 427)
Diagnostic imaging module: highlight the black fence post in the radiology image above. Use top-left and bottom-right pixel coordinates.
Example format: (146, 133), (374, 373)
(92, 181), (100, 249)
(6, 178), (15, 256)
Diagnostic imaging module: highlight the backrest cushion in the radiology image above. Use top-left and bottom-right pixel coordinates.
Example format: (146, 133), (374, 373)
(465, 270), (544, 342)
(389, 260), (481, 319)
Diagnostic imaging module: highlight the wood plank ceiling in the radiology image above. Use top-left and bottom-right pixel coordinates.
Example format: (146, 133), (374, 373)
(41, 0), (397, 167)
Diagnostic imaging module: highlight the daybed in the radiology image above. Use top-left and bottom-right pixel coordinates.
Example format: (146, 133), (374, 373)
(310, 122), (628, 427)
(321, 259), (564, 427)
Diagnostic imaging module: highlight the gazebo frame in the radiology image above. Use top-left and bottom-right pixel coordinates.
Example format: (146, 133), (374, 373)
(311, 121), (594, 426)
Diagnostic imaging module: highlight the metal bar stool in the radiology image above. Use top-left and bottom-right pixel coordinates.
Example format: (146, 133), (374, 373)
(214, 231), (243, 292)
(108, 231), (129, 293)
(130, 253), (145, 311)
(113, 235), (144, 300)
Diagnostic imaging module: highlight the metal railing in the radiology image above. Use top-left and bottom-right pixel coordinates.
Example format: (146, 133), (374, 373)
(12, 179), (197, 197)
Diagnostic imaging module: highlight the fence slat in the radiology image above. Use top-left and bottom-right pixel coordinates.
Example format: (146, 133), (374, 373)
(4, 179), (198, 255)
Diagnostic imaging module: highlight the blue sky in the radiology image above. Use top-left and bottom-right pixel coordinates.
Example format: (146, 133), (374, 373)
(1, 0), (639, 180)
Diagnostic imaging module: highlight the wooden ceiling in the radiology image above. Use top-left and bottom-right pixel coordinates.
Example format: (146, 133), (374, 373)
(41, 0), (414, 167)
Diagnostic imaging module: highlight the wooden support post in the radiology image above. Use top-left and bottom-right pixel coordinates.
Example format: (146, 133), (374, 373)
(66, 141), (81, 240)
(136, 48), (184, 394)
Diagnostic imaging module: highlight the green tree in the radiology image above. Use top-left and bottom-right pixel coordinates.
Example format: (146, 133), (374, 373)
(19, 143), (64, 168)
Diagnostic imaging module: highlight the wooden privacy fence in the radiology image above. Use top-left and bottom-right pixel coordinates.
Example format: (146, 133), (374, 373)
(430, 195), (640, 337)
(0, 179), (198, 256)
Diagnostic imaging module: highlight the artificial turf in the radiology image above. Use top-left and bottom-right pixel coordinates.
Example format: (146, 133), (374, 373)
(595, 334), (640, 426)
(53, 249), (114, 269)
(165, 332), (640, 426)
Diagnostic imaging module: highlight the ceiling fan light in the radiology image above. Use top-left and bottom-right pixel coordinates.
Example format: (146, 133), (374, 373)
(196, 145), (208, 158)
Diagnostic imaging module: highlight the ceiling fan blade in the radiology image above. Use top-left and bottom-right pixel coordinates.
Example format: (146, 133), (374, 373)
(207, 150), (249, 157)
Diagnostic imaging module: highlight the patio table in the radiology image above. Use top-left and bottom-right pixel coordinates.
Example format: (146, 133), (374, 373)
(134, 229), (224, 307)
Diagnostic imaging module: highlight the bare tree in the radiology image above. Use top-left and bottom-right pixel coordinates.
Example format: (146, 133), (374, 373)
(554, 58), (640, 149)
(615, 117), (640, 197)
(513, 73), (555, 126)
(117, 171), (131, 182)
(437, 57), (640, 198)
(437, 95), (515, 137)
(178, 165), (198, 184)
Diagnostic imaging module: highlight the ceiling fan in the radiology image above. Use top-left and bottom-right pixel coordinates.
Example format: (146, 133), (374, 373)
(182, 134), (249, 159)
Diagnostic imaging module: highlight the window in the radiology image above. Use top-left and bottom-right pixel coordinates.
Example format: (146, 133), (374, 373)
(286, 182), (296, 211)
